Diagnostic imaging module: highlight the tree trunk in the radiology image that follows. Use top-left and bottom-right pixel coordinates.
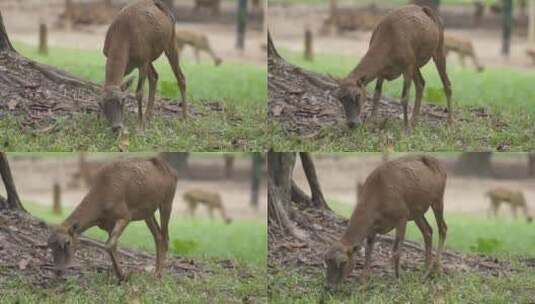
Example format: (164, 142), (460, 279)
(250, 152), (263, 209)
(0, 10), (15, 53)
(502, 0), (513, 56)
(456, 152), (493, 176)
(159, 152), (190, 178)
(236, 0), (248, 49)
(0, 153), (25, 212)
(268, 152), (330, 240)
(299, 153), (329, 209)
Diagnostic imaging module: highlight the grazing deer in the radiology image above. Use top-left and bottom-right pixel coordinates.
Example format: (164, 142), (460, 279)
(101, 0), (187, 132)
(194, 0), (220, 15)
(486, 187), (532, 223)
(325, 156), (447, 290)
(444, 33), (484, 72)
(526, 48), (535, 65)
(183, 189), (232, 224)
(333, 5), (452, 132)
(47, 157), (178, 281)
(175, 30), (222, 66)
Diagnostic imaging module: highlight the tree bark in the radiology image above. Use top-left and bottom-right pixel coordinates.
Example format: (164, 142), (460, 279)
(250, 152), (263, 209)
(0, 153), (25, 212)
(0, 10), (15, 53)
(268, 152), (331, 240)
(159, 152), (190, 178)
(299, 153), (329, 210)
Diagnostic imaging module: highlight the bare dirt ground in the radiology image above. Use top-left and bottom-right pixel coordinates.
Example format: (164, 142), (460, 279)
(292, 154), (535, 216)
(269, 4), (535, 71)
(0, 155), (266, 222)
(1, 2), (266, 66)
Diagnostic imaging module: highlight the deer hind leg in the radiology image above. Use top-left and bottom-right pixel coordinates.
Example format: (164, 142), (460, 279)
(208, 206), (214, 219)
(145, 214), (164, 278)
(159, 196), (173, 255)
(145, 63), (159, 121)
(136, 65), (148, 129)
(415, 216), (434, 279)
(165, 41), (188, 119)
(432, 198), (448, 274)
(411, 69), (425, 127)
(106, 219), (130, 281)
(512, 205), (518, 219)
(433, 51), (453, 125)
(362, 233), (376, 283)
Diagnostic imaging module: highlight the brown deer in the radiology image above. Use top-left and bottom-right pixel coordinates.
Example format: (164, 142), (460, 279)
(183, 189), (232, 224)
(175, 29), (222, 66)
(47, 157), (178, 282)
(194, 0), (220, 15)
(486, 187), (532, 223)
(333, 5), (452, 132)
(101, 0), (187, 132)
(444, 33), (484, 72)
(325, 156), (447, 290)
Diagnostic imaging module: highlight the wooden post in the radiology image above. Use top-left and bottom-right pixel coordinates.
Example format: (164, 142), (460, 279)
(529, 0), (535, 43)
(53, 182), (61, 215)
(38, 23), (48, 55)
(236, 0), (248, 50)
(304, 27), (313, 61)
(502, 0), (513, 57)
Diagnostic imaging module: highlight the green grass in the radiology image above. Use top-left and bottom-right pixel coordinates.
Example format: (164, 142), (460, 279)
(4, 262), (266, 304)
(0, 201), (267, 303)
(271, 49), (535, 151)
(269, 265), (535, 303)
(1, 42), (267, 151)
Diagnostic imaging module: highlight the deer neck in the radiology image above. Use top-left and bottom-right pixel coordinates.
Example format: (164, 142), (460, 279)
(340, 204), (375, 248)
(345, 47), (388, 86)
(104, 41), (129, 89)
(61, 195), (101, 235)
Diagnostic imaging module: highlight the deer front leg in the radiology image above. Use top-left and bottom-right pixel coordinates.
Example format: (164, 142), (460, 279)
(145, 63), (159, 121)
(106, 219), (130, 282)
(362, 234), (376, 283)
(369, 78), (383, 123)
(411, 69), (425, 127)
(136, 66), (148, 130)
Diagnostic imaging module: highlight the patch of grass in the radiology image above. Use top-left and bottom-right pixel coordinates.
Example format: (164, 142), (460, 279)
(3, 260), (266, 304)
(2, 42), (267, 151)
(328, 199), (535, 258)
(269, 264), (535, 303)
(270, 49), (535, 151)
(25, 201), (267, 266)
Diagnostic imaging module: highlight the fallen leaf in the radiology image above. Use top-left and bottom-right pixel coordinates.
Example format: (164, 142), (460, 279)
(117, 129), (129, 152)
(7, 100), (18, 110)
(18, 258), (29, 270)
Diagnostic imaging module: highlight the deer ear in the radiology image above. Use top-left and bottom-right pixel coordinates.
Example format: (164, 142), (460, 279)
(120, 75), (135, 92)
